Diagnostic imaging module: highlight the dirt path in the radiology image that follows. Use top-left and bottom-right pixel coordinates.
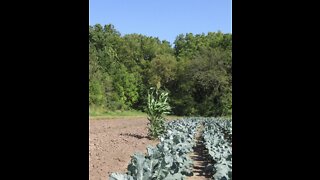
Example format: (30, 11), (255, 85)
(188, 125), (212, 180)
(89, 117), (159, 180)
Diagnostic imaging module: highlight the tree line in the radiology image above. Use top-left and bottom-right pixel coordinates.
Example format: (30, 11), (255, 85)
(89, 24), (232, 117)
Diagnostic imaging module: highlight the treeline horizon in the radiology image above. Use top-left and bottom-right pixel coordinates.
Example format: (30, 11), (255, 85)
(89, 24), (232, 117)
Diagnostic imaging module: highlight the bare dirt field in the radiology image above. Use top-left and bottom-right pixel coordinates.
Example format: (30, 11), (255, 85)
(89, 117), (159, 180)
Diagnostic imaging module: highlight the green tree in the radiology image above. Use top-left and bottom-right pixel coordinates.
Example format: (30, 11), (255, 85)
(148, 54), (177, 89)
(89, 23), (232, 117)
(189, 47), (232, 116)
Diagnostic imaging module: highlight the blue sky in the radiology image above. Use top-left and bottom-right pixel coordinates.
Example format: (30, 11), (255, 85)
(89, 0), (232, 44)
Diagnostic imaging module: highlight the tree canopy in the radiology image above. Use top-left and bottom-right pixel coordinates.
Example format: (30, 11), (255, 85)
(89, 24), (232, 117)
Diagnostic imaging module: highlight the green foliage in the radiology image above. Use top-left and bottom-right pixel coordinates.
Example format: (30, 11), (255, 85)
(89, 23), (232, 116)
(148, 54), (177, 88)
(110, 64), (139, 110)
(109, 118), (232, 180)
(89, 78), (106, 106)
(109, 118), (200, 180)
(203, 118), (232, 180)
(189, 47), (232, 116)
(89, 44), (113, 107)
(146, 87), (171, 139)
(109, 173), (134, 180)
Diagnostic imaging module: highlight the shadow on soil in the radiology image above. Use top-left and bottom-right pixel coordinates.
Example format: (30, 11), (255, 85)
(190, 135), (214, 179)
(120, 133), (151, 140)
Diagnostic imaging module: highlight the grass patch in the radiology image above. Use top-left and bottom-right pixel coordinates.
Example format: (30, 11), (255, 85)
(165, 115), (183, 120)
(89, 107), (147, 119)
(89, 106), (182, 120)
(102, 110), (146, 116)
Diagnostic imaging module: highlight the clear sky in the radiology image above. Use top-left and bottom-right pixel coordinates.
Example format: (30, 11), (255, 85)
(89, 0), (232, 44)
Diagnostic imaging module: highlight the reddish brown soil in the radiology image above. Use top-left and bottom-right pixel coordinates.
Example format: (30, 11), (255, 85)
(89, 117), (159, 180)
(188, 126), (211, 180)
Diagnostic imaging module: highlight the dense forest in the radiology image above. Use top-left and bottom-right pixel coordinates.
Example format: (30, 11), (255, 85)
(89, 24), (232, 117)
